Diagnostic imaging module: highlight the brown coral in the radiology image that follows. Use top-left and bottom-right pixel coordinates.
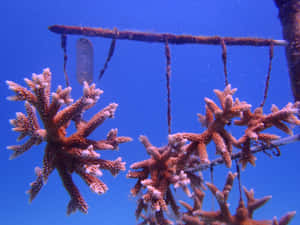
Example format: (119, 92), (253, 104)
(127, 133), (210, 225)
(170, 85), (300, 170)
(6, 68), (131, 214)
(180, 172), (295, 225)
(127, 136), (180, 224)
(170, 85), (251, 168)
(129, 84), (299, 225)
(234, 103), (300, 169)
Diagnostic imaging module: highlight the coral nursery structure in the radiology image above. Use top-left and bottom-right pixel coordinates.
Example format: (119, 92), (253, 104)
(6, 68), (131, 214)
(6, 69), (299, 224)
(6, 2), (300, 222)
(127, 85), (299, 224)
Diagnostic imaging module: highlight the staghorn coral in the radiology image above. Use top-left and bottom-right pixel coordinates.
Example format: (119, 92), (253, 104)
(127, 135), (207, 224)
(128, 84), (299, 225)
(181, 172), (296, 225)
(7, 71), (299, 224)
(170, 84), (300, 170)
(127, 136), (179, 225)
(6, 68), (131, 214)
(234, 103), (300, 169)
(170, 84), (251, 169)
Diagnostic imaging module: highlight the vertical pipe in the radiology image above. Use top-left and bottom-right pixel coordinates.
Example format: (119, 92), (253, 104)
(274, 0), (300, 101)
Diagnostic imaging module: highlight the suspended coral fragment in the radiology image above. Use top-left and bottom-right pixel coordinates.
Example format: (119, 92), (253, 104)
(170, 84), (251, 169)
(234, 102), (300, 169)
(128, 135), (207, 224)
(6, 68), (131, 214)
(180, 172), (295, 225)
(169, 84), (300, 170)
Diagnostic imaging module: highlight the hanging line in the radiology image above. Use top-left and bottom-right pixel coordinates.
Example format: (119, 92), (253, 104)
(235, 159), (243, 202)
(220, 38), (228, 86)
(165, 40), (172, 134)
(61, 34), (70, 87)
(260, 42), (274, 108)
(98, 28), (117, 80)
(210, 166), (215, 211)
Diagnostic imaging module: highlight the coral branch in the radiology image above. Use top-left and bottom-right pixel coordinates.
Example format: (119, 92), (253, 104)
(78, 103), (118, 138)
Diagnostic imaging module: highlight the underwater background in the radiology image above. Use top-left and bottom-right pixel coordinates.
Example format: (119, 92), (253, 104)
(0, 0), (299, 224)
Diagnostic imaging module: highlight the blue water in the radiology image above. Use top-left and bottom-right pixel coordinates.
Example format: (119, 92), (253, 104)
(0, 1), (299, 225)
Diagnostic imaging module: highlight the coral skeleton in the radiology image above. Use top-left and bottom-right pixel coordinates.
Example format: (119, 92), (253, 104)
(6, 68), (132, 214)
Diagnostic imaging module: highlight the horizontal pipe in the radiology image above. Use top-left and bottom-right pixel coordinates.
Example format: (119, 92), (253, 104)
(49, 24), (287, 46)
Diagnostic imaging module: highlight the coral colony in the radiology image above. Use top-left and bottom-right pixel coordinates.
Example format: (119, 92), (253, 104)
(127, 85), (299, 224)
(6, 68), (131, 214)
(6, 69), (299, 224)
